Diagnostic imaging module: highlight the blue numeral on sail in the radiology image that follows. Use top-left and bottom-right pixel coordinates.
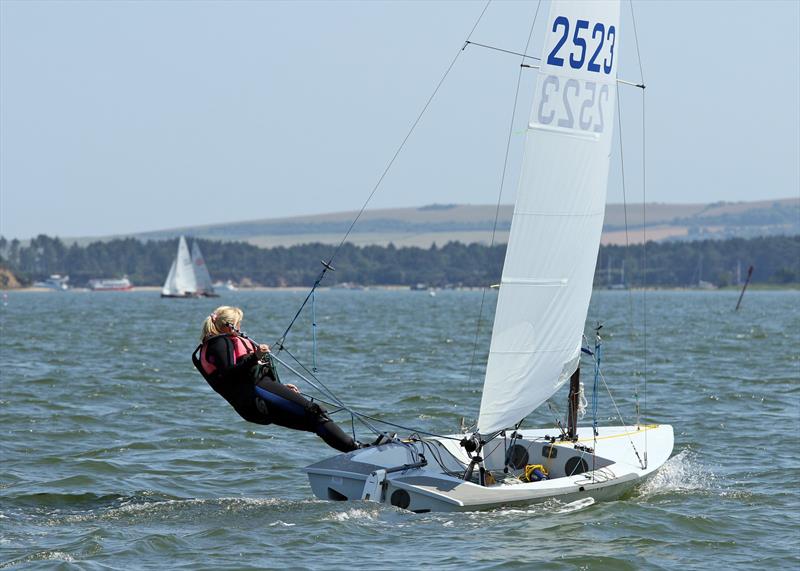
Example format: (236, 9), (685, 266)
(587, 22), (605, 72)
(604, 26), (616, 74)
(547, 16), (570, 67)
(570, 19), (589, 69)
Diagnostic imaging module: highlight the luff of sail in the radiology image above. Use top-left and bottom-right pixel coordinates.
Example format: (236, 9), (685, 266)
(191, 241), (216, 295)
(478, 0), (620, 434)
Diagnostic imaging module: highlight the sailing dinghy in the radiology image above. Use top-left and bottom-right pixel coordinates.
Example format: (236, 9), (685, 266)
(304, 0), (673, 512)
(161, 236), (218, 298)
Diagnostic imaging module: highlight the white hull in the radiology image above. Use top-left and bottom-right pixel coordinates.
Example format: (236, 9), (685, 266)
(306, 424), (673, 513)
(89, 278), (132, 291)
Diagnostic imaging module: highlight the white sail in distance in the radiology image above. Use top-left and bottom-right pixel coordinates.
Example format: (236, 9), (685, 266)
(162, 236), (198, 296)
(191, 241), (216, 295)
(478, 0), (620, 434)
(161, 260), (177, 296)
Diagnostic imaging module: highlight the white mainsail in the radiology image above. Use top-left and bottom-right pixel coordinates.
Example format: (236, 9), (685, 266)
(478, 0), (620, 434)
(191, 241), (216, 295)
(161, 236), (198, 296)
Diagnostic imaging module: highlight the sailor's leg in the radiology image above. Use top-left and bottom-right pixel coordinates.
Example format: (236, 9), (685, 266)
(314, 418), (360, 453)
(254, 381), (358, 453)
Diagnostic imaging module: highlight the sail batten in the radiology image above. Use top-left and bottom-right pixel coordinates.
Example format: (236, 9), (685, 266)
(528, 124), (602, 140)
(511, 210), (605, 217)
(502, 278), (567, 286)
(477, 0), (620, 434)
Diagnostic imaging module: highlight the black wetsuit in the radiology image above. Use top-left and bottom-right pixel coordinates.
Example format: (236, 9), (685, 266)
(192, 335), (358, 452)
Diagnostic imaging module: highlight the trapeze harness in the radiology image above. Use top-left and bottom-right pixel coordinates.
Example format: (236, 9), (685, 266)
(192, 334), (357, 453)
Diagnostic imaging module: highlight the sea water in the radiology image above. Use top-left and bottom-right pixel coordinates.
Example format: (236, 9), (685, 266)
(1, 290), (798, 570)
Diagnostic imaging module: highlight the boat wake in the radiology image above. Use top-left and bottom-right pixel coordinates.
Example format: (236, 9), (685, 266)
(325, 507), (381, 522)
(636, 448), (718, 498)
(554, 497), (596, 513)
(52, 495), (321, 524)
(488, 497), (597, 517)
(321, 498), (596, 527)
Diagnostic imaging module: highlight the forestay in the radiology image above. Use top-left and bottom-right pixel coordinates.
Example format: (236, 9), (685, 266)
(478, 0), (620, 434)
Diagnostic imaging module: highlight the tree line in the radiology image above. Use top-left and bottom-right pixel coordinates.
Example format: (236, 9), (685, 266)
(0, 234), (797, 288)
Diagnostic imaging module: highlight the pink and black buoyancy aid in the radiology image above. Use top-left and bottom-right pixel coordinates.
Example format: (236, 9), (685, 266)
(193, 334), (267, 423)
(198, 334), (258, 377)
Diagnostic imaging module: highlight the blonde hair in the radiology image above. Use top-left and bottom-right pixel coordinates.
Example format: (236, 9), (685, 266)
(201, 306), (244, 341)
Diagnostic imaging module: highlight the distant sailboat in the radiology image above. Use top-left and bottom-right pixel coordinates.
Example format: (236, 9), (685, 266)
(162, 236), (216, 298)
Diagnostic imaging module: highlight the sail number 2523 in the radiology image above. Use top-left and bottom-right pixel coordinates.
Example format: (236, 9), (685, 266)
(547, 16), (616, 74)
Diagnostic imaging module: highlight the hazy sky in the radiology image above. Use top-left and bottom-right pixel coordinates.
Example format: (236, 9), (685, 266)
(1, 0), (798, 240)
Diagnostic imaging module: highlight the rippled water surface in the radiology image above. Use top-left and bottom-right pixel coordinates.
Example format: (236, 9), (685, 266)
(1, 289), (798, 570)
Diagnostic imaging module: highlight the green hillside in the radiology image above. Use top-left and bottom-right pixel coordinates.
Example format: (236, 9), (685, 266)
(66, 198), (799, 249)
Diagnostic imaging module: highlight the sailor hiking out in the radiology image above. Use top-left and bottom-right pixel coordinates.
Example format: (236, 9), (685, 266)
(192, 306), (359, 452)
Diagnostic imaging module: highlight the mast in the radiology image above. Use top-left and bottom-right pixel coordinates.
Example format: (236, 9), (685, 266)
(567, 368), (580, 440)
(735, 265), (754, 311)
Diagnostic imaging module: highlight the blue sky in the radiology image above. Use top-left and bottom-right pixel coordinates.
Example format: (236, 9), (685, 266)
(1, 0), (798, 239)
